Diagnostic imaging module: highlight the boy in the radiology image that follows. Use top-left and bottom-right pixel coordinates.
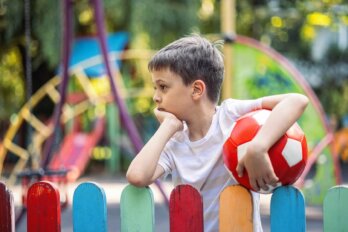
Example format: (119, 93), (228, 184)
(126, 35), (308, 231)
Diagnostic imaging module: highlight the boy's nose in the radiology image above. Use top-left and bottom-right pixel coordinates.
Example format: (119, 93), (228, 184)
(153, 94), (161, 103)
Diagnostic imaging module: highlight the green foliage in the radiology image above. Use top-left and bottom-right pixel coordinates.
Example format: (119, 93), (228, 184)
(0, 1), (23, 45)
(0, 47), (24, 120)
(0, 1), (61, 68)
(32, 0), (61, 68)
(129, 0), (201, 49)
(103, 0), (130, 31)
(1, 0), (348, 123)
(316, 80), (348, 120)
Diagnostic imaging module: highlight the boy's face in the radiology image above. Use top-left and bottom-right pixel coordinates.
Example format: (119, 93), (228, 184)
(151, 68), (193, 120)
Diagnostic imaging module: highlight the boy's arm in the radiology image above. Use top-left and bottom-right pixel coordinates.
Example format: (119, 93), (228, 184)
(126, 109), (183, 187)
(236, 93), (309, 192)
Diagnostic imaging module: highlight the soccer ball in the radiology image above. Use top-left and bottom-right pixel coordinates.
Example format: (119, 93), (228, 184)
(223, 109), (308, 193)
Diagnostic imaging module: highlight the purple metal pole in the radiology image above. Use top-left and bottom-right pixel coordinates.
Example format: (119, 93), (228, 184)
(91, 0), (144, 153)
(91, 0), (169, 205)
(41, 0), (73, 167)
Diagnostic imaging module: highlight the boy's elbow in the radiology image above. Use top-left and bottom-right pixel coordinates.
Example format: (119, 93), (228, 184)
(291, 93), (309, 110)
(298, 94), (309, 109)
(126, 170), (149, 187)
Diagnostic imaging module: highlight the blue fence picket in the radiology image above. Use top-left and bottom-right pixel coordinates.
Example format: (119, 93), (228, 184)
(270, 186), (306, 232)
(73, 182), (107, 232)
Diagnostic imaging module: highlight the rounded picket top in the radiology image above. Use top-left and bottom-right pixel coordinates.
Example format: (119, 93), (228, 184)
(120, 184), (154, 232)
(73, 182), (107, 232)
(27, 181), (61, 232)
(323, 185), (348, 232)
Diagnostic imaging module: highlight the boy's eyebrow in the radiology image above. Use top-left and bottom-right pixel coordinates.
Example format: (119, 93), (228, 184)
(153, 79), (166, 84)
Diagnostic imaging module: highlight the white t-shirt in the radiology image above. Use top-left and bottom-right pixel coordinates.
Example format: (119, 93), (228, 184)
(158, 98), (263, 232)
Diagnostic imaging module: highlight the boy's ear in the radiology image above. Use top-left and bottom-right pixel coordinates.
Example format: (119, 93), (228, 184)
(192, 80), (205, 99)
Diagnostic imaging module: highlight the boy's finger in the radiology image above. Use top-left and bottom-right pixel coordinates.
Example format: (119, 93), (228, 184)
(264, 174), (279, 186)
(270, 179), (279, 187)
(250, 179), (259, 192)
(257, 179), (268, 192)
(236, 163), (244, 177)
(269, 173), (279, 184)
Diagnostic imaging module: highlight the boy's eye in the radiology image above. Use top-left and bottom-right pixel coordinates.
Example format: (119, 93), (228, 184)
(159, 84), (167, 90)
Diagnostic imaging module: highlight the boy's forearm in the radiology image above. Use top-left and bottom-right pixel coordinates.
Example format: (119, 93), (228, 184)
(253, 94), (308, 151)
(126, 119), (179, 186)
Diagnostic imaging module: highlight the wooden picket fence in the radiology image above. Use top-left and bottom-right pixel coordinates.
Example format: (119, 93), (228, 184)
(0, 181), (348, 232)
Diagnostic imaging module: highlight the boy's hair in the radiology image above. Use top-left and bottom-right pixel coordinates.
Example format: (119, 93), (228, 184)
(148, 35), (224, 103)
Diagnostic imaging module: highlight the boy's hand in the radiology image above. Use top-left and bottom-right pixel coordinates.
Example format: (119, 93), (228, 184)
(236, 143), (279, 192)
(154, 108), (183, 132)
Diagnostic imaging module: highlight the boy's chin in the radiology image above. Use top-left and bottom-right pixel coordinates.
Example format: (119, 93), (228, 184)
(157, 108), (183, 120)
(175, 114), (185, 122)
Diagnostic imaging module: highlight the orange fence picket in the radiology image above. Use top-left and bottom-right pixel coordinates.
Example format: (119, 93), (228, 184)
(219, 185), (253, 232)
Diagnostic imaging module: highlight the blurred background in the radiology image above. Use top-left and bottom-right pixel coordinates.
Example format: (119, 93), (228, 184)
(2, 0), (348, 123)
(1, 1), (348, 229)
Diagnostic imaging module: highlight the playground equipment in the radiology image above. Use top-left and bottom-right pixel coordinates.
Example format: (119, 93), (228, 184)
(0, 54), (136, 185)
(40, 0), (143, 173)
(0, 0), (168, 225)
(0, 0), (160, 185)
(0, 46), (162, 224)
(1, 180), (348, 231)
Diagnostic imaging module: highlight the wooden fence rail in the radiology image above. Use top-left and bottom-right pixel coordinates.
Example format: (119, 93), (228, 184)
(0, 180), (347, 231)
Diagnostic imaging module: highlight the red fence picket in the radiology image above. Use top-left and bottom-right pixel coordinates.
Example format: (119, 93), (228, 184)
(0, 182), (15, 232)
(169, 184), (204, 232)
(27, 181), (61, 232)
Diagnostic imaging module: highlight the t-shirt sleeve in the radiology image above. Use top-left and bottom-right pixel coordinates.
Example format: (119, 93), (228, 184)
(222, 98), (263, 119)
(158, 147), (173, 179)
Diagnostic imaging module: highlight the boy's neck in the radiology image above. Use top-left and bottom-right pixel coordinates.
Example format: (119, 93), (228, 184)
(186, 104), (217, 142)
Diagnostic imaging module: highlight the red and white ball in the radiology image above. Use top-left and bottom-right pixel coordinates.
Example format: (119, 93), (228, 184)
(223, 109), (308, 193)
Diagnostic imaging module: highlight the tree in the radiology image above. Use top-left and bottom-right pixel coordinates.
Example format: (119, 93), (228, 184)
(0, 0), (201, 122)
(1, 0), (348, 124)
